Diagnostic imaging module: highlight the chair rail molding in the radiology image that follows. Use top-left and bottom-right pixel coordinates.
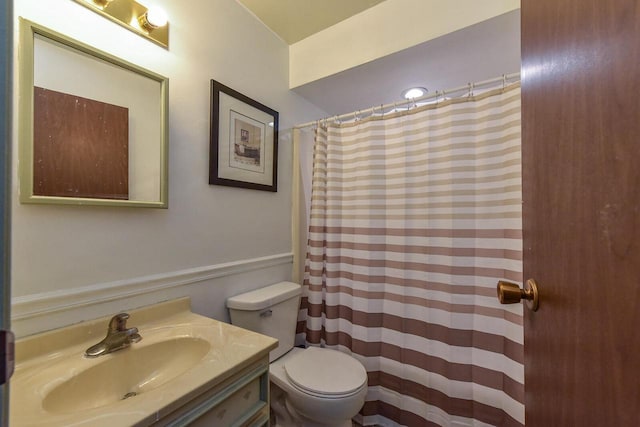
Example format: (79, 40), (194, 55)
(12, 253), (293, 328)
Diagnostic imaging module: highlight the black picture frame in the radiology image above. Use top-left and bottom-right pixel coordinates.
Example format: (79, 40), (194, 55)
(209, 80), (279, 192)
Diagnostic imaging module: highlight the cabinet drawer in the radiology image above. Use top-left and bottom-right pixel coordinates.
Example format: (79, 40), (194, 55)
(192, 377), (260, 426)
(158, 359), (270, 427)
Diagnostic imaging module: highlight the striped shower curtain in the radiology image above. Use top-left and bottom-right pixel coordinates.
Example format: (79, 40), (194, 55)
(297, 83), (524, 426)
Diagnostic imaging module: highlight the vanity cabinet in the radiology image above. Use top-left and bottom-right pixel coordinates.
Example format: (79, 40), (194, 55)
(156, 356), (270, 427)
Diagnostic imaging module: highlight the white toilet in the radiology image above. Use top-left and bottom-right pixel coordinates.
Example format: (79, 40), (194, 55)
(226, 281), (368, 427)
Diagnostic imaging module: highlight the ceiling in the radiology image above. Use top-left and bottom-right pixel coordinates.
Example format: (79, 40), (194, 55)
(235, 0), (386, 44)
(294, 9), (521, 116)
(235, 1), (521, 118)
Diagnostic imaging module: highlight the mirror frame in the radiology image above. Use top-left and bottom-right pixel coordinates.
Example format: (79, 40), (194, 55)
(18, 19), (169, 208)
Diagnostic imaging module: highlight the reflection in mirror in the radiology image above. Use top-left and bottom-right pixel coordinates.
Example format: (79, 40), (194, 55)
(19, 19), (168, 208)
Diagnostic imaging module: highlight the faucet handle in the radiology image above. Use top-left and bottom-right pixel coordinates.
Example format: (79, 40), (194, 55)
(128, 332), (142, 344)
(123, 326), (142, 344)
(108, 313), (131, 332)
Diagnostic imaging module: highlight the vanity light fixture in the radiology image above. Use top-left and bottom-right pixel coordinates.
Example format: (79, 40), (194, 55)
(402, 87), (428, 99)
(74, 0), (169, 48)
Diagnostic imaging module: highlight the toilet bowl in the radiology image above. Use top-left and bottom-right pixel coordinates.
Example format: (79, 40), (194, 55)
(226, 282), (368, 427)
(270, 347), (368, 427)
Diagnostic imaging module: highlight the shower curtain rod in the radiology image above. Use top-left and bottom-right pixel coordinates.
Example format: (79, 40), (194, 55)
(294, 72), (521, 129)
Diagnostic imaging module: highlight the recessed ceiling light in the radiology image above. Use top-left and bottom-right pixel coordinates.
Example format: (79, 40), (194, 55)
(402, 87), (428, 99)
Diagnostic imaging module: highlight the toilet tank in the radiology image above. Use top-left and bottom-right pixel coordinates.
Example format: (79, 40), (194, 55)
(226, 281), (302, 361)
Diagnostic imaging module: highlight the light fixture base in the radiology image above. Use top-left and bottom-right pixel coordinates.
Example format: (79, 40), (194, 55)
(92, 0), (114, 7)
(73, 0), (169, 49)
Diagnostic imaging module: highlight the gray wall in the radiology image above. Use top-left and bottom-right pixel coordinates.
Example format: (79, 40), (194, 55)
(11, 0), (326, 336)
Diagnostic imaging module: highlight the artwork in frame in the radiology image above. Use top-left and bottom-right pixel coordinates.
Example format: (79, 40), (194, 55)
(209, 80), (278, 192)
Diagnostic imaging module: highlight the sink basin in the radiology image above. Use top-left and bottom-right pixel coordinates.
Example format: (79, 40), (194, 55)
(42, 337), (210, 414)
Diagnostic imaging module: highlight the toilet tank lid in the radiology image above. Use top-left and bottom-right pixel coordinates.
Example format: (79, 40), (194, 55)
(226, 281), (302, 311)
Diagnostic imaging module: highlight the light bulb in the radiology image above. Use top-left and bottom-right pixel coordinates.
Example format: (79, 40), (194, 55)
(402, 87), (428, 99)
(146, 6), (168, 28)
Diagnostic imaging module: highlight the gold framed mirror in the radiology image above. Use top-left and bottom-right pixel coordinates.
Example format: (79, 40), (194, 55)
(18, 19), (169, 208)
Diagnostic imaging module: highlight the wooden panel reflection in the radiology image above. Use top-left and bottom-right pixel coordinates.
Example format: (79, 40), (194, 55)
(33, 87), (129, 200)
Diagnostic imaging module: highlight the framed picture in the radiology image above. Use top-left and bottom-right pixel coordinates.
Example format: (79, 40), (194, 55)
(18, 19), (169, 208)
(209, 80), (279, 192)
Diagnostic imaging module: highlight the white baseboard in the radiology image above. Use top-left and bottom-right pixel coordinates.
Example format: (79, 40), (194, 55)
(12, 252), (293, 321)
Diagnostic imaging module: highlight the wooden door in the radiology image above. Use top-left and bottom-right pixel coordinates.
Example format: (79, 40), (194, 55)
(521, 0), (640, 425)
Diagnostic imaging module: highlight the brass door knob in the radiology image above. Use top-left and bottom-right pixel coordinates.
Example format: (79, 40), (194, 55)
(497, 279), (539, 311)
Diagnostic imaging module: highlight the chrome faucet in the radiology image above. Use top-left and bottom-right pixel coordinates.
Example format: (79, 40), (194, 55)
(84, 313), (142, 358)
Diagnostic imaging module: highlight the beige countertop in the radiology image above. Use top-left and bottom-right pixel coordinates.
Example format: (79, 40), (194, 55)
(10, 298), (278, 426)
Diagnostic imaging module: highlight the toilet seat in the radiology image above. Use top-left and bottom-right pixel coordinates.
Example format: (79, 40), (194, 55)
(283, 347), (367, 398)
